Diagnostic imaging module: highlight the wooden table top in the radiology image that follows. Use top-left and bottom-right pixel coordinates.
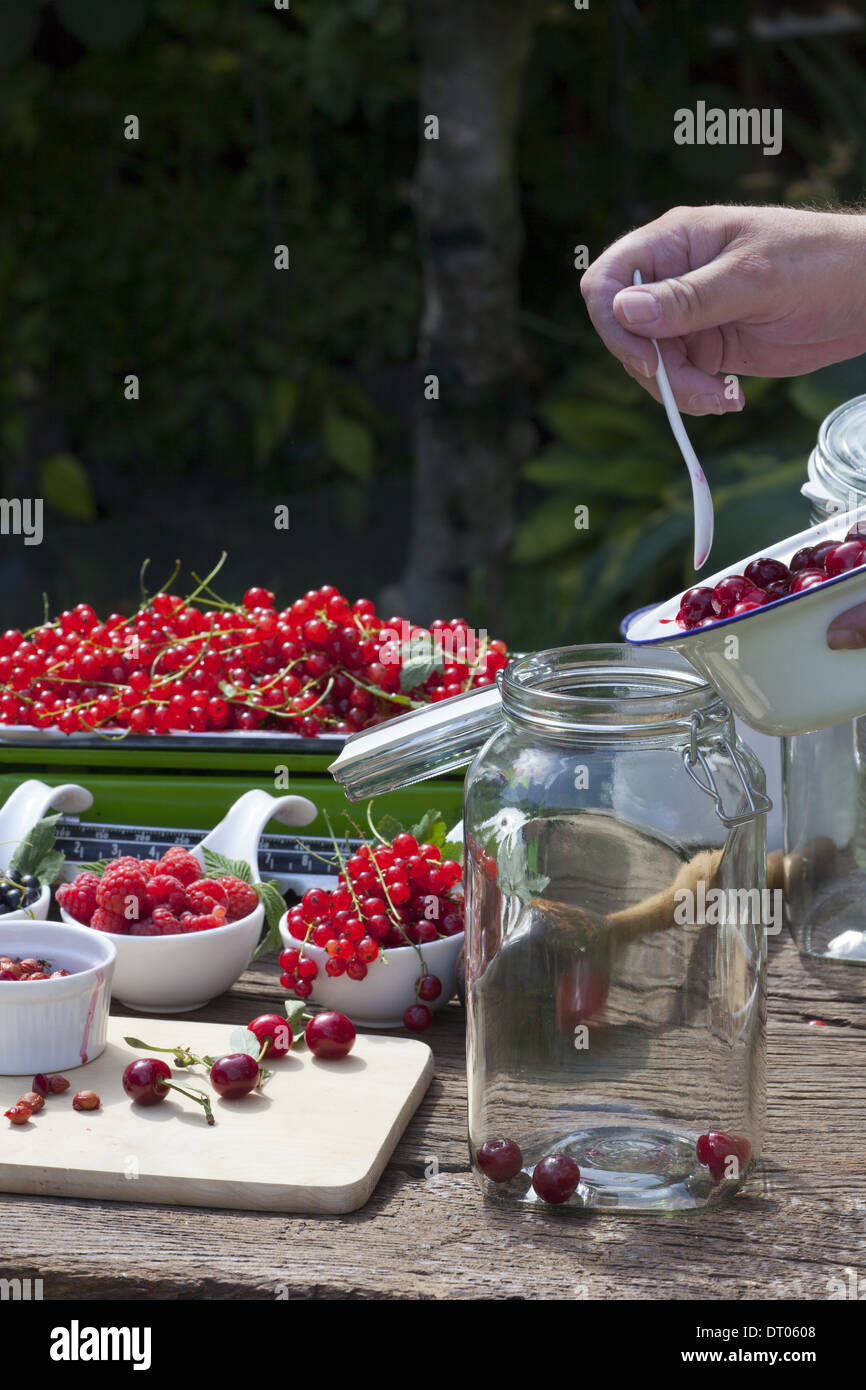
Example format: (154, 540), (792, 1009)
(2, 929), (864, 1302)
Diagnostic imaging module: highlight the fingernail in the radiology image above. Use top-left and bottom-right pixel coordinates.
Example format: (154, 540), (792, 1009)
(616, 288), (661, 325)
(688, 394), (724, 415)
(626, 355), (652, 378)
(827, 628), (866, 650)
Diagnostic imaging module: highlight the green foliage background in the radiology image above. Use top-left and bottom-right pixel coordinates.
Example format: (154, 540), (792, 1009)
(1, 0), (865, 642)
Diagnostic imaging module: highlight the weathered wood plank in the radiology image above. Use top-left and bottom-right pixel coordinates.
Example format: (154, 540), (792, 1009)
(1, 934), (864, 1300)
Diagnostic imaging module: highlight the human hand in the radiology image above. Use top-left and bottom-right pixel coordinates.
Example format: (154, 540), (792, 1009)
(827, 603), (866, 650)
(580, 204), (866, 416)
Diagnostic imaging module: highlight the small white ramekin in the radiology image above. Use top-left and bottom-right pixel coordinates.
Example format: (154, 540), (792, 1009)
(0, 920), (116, 1075)
(278, 911), (464, 1027)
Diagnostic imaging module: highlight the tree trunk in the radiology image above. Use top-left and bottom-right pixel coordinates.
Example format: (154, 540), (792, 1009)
(390, 0), (543, 626)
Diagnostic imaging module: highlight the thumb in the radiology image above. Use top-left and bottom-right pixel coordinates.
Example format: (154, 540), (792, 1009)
(613, 259), (758, 339)
(827, 603), (866, 650)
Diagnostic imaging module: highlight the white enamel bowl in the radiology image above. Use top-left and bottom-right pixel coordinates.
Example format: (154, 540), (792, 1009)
(0, 920), (116, 1074)
(58, 790), (316, 1013)
(624, 503), (866, 736)
(278, 910), (464, 1028)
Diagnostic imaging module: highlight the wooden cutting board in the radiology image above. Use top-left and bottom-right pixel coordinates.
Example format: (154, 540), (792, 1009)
(0, 1016), (434, 1214)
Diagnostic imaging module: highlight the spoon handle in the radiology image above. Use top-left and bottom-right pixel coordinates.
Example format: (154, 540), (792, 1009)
(632, 269), (714, 570)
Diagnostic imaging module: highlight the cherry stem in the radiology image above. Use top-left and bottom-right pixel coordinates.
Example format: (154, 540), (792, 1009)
(162, 1080), (215, 1125)
(124, 1037), (206, 1069)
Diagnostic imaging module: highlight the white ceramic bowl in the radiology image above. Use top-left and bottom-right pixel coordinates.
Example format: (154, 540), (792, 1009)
(60, 895), (265, 1014)
(58, 790), (317, 1013)
(1, 883), (51, 922)
(0, 779), (94, 922)
(624, 503), (866, 736)
(0, 920), (116, 1074)
(278, 910), (464, 1027)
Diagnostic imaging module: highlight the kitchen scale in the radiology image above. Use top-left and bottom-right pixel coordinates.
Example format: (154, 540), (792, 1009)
(0, 729), (465, 892)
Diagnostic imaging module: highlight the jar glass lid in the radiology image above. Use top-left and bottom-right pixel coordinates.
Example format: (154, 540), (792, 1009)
(328, 683), (503, 800)
(811, 394), (866, 503)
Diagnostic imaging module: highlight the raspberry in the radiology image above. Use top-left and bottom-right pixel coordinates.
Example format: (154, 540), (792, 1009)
(140, 859), (159, 875)
(147, 874), (187, 914)
(90, 907), (128, 934)
(156, 847), (201, 886)
(183, 908), (227, 933)
(96, 861), (148, 920)
(129, 917), (159, 936)
(57, 873), (100, 924)
(186, 878), (229, 914)
(152, 907), (183, 936)
(218, 875), (259, 921)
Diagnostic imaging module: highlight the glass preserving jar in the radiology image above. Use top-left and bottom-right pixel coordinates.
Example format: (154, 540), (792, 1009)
(463, 645), (768, 1214)
(787, 395), (866, 962)
(330, 643), (770, 1214)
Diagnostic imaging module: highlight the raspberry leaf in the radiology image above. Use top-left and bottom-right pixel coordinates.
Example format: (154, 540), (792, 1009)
(252, 880), (288, 959)
(202, 847), (253, 883)
(78, 859), (109, 876)
(440, 840), (464, 863)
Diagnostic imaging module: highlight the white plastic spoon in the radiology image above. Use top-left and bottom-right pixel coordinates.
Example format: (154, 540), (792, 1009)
(633, 268), (714, 570)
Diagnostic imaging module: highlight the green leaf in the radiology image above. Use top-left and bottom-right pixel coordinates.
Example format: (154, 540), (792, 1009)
(78, 859), (110, 877)
(409, 809), (445, 844)
(322, 412), (375, 480)
(369, 804), (403, 844)
(32, 850), (65, 886)
(440, 840), (464, 864)
(202, 847), (253, 883)
(0, 0), (40, 71)
(284, 1000), (308, 1042)
(229, 1026), (261, 1058)
(38, 453), (97, 522)
(399, 651), (442, 692)
(252, 880), (288, 959)
(55, 0), (146, 51)
(9, 814), (62, 879)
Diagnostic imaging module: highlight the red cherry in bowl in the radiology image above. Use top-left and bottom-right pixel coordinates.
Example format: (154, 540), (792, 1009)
(791, 569), (826, 593)
(679, 586), (714, 624)
(809, 540), (837, 568)
(790, 546), (817, 573)
(305, 1011), (356, 1059)
(744, 557), (788, 589)
(209, 1052), (260, 1098)
(764, 579), (791, 601)
(825, 540), (866, 576)
(711, 575), (750, 616)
